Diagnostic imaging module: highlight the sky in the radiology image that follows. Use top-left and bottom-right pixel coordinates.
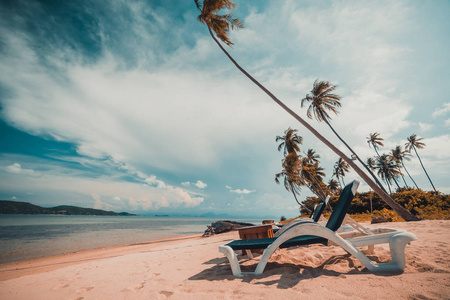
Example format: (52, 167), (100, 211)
(0, 0), (449, 218)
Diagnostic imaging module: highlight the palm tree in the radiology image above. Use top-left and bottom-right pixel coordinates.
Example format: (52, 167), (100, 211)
(301, 81), (388, 194)
(305, 148), (320, 164)
(405, 134), (436, 191)
(391, 145), (419, 189)
(367, 132), (401, 190)
(194, 0), (418, 221)
(367, 132), (384, 157)
(327, 179), (340, 195)
(297, 157), (327, 200)
(374, 154), (402, 194)
(276, 128), (302, 155)
(333, 158), (350, 187)
(275, 152), (309, 211)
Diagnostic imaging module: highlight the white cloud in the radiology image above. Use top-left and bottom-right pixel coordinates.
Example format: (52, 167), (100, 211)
(418, 122), (433, 132)
(230, 189), (255, 195)
(144, 175), (166, 189)
(181, 182), (190, 186)
(5, 163), (35, 176)
(225, 185), (232, 189)
(432, 103), (450, 117)
(445, 119), (450, 127)
(194, 180), (207, 189)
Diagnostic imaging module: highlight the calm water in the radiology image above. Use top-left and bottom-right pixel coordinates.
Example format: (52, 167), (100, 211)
(0, 215), (260, 264)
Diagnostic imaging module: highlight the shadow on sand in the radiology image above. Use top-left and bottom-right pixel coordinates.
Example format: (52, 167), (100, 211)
(188, 252), (403, 289)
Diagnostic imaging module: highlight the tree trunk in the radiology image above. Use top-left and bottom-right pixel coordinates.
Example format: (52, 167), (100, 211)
(400, 173), (409, 189)
(402, 160), (419, 189)
(323, 119), (388, 193)
(292, 189), (311, 212)
(413, 147), (436, 191)
(206, 26), (420, 221)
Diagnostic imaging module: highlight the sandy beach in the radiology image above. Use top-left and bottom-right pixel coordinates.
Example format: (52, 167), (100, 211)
(0, 220), (449, 299)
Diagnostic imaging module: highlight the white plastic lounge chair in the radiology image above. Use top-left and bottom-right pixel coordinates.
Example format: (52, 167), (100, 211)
(218, 180), (417, 277)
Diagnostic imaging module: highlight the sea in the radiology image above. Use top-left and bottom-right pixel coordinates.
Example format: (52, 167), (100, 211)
(0, 215), (261, 264)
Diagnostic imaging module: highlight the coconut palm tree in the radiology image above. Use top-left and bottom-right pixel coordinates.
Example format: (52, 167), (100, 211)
(297, 157), (327, 200)
(367, 132), (384, 157)
(367, 132), (401, 190)
(305, 148), (320, 165)
(374, 154), (402, 194)
(275, 152), (309, 210)
(301, 81), (388, 193)
(327, 179), (340, 195)
(333, 157), (350, 187)
(405, 134), (436, 191)
(391, 145), (419, 189)
(276, 128), (302, 155)
(194, 0), (418, 221)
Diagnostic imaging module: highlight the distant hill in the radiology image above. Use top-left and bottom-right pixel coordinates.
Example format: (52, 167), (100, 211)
(0, 200), (136, 216)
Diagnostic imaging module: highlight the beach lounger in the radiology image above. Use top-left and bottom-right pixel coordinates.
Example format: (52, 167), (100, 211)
(219, 180), (417, 277)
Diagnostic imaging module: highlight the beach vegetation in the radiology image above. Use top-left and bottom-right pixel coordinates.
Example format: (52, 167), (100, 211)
(303, 189), (450, 221)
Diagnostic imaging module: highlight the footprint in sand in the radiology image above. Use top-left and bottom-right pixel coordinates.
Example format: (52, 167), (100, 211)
(158, 290), (174, 299)
(127, 281), (146, 292)
(52, 284), (70, 290)
(76, 287), (94, 294)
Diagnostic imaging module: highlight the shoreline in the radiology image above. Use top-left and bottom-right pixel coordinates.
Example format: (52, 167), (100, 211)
(0, 233), (203, 281)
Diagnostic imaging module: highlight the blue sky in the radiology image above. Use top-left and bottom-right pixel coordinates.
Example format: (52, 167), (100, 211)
(0, 0), (449, 218)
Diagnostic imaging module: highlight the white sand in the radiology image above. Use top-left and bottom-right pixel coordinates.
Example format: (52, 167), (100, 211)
(0, 220), (449, 299)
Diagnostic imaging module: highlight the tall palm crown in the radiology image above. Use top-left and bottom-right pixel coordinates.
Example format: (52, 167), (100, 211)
(391, 145), (410, 163)
(333, 157), (350, 186)
(276, 128), (303, 155)
(367, 132), (384, 153)
(405, 134), (425, 152)
(195, 0), (244, 46)
(305, 148), (320, 164)
(301, 80), (341, 123)
(327, 179), (340, 195)
(374, 154), (402, 193)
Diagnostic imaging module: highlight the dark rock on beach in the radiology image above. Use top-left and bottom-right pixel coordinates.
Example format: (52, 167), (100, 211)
(202, 220), (255, 237)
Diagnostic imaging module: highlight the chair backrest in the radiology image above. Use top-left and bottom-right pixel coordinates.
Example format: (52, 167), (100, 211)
(312, 202), (324, 222)
(309, 204), (317, 219)
(325, 180), (360, 231)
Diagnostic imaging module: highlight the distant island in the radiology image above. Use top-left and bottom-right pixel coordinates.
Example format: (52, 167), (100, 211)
(0, 200), (136, 216)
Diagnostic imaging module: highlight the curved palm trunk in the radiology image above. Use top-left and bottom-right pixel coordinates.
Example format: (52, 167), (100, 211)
(413, 147), (436, 191)
(205, 26), (419, 221)
(400, 173), (409, 189)
(291, 189), (311, 213)
(323, 119), (388, 193)
(402, 160), (419, 189)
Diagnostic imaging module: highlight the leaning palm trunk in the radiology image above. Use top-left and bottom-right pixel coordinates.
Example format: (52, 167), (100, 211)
(402, 160), (419, 189)
(205, 26), (419, 221)
(291, 190), (311, 213)
(323, 118), (388, 194)
(413, 147), (436, 192)
(400, 172), (409, 189)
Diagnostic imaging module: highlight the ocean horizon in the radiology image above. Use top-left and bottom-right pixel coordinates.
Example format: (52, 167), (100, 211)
(0, 214), (262, 264)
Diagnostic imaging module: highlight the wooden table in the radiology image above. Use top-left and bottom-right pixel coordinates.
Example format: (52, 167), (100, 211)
(238, 224), (274, 256)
